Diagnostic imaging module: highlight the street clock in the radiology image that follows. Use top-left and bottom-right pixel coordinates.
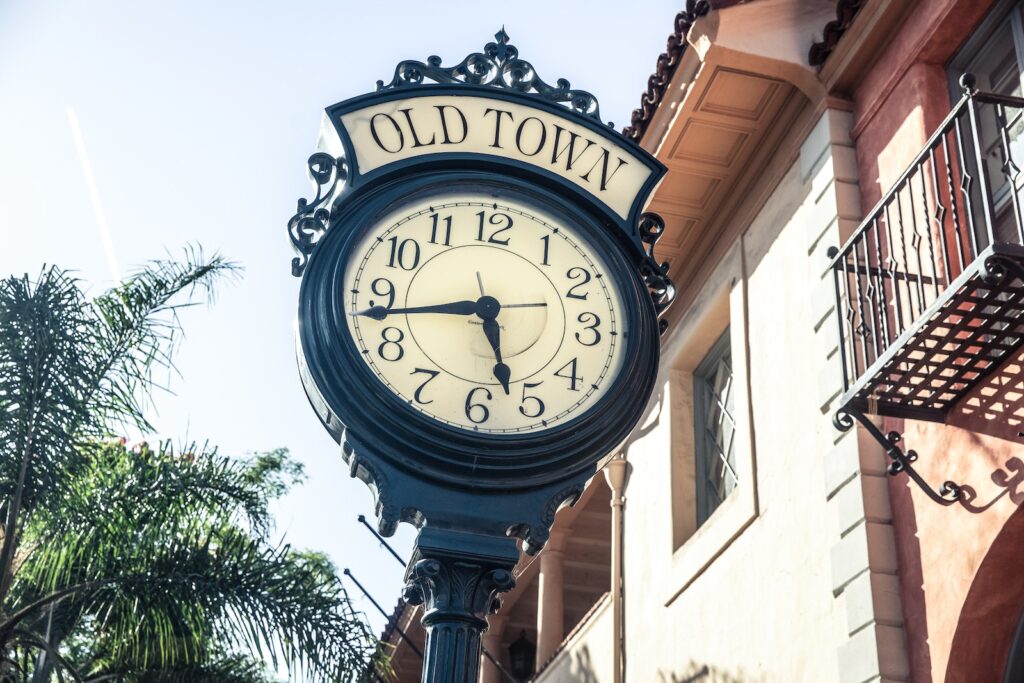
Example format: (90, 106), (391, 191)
(287, 29), (674, 682)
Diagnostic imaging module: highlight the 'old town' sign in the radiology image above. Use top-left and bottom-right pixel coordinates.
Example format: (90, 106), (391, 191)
(286, 30), (674, 682)
(327, 93), (653, 220)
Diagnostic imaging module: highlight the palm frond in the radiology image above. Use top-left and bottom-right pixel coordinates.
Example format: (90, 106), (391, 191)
(15, 521), (376, 681)
(0, 251), (235, 544)
(82, 651), (273, 683)
(0, 251), (377, 681)
(36, 440), (274, 538)
(0, 267), (97, 516)
(85, 247), (238, 435)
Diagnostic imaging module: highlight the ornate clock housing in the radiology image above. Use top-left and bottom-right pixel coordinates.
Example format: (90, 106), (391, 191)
(298, 174), (659, 489)
(289, 31), (673, 550)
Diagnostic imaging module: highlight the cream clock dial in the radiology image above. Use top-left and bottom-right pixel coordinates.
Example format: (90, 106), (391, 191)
(343, 195), (626, 433)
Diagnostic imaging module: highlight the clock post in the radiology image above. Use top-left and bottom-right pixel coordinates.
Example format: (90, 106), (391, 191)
(287, 30), (675, 683)
(402, 529), (518, 681)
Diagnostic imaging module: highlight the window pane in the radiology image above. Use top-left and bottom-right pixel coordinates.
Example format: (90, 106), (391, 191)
(956, 5), (1024, 244)
(694, 329), (736, 527)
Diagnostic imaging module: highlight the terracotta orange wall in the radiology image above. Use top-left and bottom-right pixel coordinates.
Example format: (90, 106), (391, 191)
(848, 0), (1024, 681)
(852, 0), (995, 209)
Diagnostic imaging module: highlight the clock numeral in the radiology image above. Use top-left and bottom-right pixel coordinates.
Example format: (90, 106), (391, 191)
(377, 327), (405, 362)
(575, 312), (602, 347)
(554, 357), (583, 391)
(410, 368), (440, 404)
(475, 211), (512, 245)
(518, 381), (546, 418)
(465, 387), (492, 424)
(565, 267), (591, 300)
(540, 235), (550, 266)
(386, 237), (421, 270)
(429, 213), (452, 246)
(370, 277), (396, 309)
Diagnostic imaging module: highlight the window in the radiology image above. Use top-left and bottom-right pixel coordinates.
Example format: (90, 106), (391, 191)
(693, 328), (737, 526)
(663, 252), (756, 603)
(950, 0), (1024, 244)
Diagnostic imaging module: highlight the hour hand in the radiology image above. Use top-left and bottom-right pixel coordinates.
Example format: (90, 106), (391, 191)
(483, 318), (511, 395)
(350, 300), (477, 321)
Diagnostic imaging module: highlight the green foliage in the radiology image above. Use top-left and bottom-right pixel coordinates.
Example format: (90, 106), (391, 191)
(0, 253), (380, 682)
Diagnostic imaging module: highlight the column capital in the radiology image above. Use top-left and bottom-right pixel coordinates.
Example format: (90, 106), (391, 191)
(402, 528), (519, 683)
(403, 528), (519, 626)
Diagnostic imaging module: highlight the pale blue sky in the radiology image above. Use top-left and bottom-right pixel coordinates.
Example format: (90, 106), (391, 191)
(0, 0), (678, 638)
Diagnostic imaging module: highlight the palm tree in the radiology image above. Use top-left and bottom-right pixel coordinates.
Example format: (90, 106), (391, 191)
(0, 254), (379, 681)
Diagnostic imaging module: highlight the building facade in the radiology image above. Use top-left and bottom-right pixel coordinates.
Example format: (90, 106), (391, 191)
(380, 1), (1024, 681)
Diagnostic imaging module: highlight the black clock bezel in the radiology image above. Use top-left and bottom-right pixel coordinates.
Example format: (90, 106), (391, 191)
(297, 170), (660, 491)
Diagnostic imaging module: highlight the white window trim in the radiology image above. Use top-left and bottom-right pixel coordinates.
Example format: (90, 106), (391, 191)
(659, 241), (759, 607)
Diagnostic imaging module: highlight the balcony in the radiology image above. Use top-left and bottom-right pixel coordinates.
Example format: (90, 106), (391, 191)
(828, 79), (1024, 503)
(829, 80), (1024, 425)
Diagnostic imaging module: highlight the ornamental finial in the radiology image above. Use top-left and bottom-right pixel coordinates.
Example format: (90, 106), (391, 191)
(494, 27), (511, 62)
(375, 28), (610, 127)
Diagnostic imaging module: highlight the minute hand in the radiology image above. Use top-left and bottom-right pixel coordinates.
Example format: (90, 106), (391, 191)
(351, 301), (477, 321)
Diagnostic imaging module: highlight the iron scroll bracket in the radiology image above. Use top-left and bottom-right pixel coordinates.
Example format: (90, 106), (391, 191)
(288, 153), (346, 277)
(834, 406), (962, 506)
(637, 211), (677, 334)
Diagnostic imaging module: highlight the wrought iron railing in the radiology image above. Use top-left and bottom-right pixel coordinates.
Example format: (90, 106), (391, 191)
(828, 76), (1024, 421)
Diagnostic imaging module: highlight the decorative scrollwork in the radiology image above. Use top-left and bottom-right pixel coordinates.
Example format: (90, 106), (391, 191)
(836, 406), (962, 506)
(980, 252), (1024, 286)
(637, 212), (677, 334)
(833, 407), (856, 432)
(376, 28), (610, 128)
(341, 440), (400, 536)
(288, 153), (346, 277)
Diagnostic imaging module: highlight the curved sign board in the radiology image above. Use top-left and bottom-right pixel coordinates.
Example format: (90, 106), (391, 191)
(320, 91), (658, 223)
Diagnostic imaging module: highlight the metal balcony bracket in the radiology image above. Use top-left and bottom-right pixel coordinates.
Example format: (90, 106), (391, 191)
(834, 406), (963, 506)
(981, 251), (1024, 289)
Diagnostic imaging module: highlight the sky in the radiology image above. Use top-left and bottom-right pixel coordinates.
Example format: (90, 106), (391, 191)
(0, 0), (679, 641)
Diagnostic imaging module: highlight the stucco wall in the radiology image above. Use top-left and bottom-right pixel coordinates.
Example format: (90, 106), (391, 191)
(533, 597), (613, 683)
(616, 114), (855, 682)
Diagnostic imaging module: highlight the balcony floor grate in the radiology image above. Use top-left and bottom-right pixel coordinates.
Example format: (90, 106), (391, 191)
(841, 244), (1024, 422)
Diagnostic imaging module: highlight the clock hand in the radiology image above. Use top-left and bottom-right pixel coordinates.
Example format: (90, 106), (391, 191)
(501, 303), (548, 309)
(482, 317), (511, 395)
(350, 300), (477, 321)
(473, 289), (511, 393)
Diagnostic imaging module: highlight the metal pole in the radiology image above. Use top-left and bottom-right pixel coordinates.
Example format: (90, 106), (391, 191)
(604, 456), (627, 683)
(348, 540), (519, 682)
(403, 528), (519, 683)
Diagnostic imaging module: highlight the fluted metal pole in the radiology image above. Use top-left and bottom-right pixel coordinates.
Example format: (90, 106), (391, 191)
(403, 528), (519, 683)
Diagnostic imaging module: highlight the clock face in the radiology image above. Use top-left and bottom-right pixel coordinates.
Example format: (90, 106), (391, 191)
(342, 194), (627, 433)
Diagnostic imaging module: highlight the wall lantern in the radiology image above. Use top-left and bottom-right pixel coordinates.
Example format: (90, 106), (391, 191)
(508, 630), (536, 681)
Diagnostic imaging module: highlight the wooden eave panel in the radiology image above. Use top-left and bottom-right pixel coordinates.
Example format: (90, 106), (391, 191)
(646, 63), (797, 284)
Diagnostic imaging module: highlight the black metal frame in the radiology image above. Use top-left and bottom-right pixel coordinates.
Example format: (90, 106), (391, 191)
(297, 173), (662, 536)
(828, 75), (1024, 503)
